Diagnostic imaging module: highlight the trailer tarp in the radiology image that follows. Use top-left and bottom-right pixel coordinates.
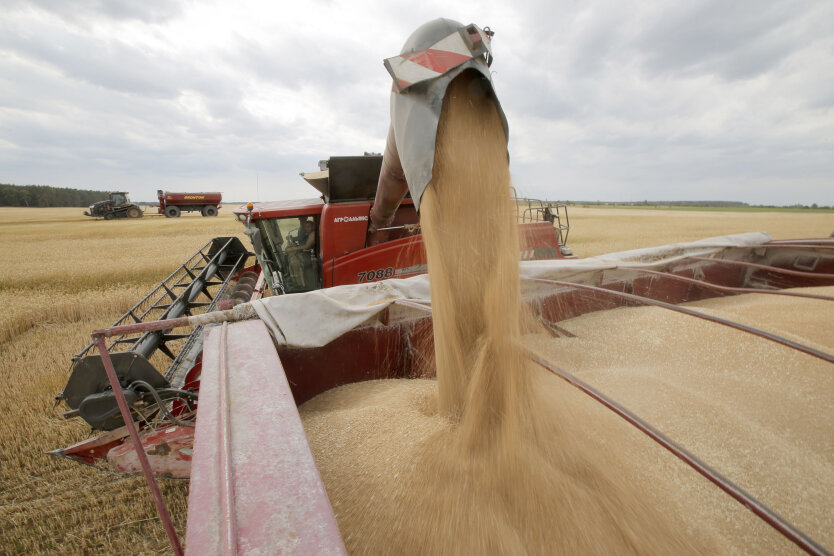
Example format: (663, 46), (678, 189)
(250, 232), (770, 349)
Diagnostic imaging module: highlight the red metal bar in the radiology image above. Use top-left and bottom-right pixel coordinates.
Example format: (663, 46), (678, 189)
(393, 299), (433, 312)
(752, 244), (834, 250)
(690, 257), (834, 280)
(622, 268), (834, 302)
(186, 320), (346, 554)
(93, 335), (184, 556)
(94, 316), (192, 338)
(217, 323), (238, 555)
(766, 239), (834, 245)
(526, 278), (834, 364)
(528, 353), (830, 556)
(216, 299), (234, 311)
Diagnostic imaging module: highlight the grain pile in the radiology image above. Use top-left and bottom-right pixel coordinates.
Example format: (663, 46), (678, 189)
(299, 71), (710, 554)
(526, 286), (834, 552)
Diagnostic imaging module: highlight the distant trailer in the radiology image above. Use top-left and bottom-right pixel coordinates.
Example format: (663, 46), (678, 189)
(157, 190), (222, 218)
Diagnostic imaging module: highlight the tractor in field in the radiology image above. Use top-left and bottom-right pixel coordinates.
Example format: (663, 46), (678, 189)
(83, 191), (143, 220)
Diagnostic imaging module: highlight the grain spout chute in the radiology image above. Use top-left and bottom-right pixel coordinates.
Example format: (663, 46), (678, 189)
(369, 18), (508, 233)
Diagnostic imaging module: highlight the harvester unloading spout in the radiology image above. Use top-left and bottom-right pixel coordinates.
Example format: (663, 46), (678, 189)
(369, 18), (510, 233)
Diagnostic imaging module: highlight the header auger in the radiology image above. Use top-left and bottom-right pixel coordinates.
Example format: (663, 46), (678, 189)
(56, 237), (253, 432)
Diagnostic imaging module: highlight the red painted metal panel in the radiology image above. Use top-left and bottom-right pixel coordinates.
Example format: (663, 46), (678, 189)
(159, 191), (223, 207)
(107, 426), (194, 478)
(49, 425), (133, 466)
(186, 320), (345, 555)
(232, 199), (326, 219)
(518, 221), (564, 257)
(331, 235), (426, 287)
(320, 201), (373, 261)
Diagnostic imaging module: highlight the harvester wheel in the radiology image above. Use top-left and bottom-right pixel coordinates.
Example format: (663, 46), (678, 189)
(202, 205), (218, 217)
(126, 207), (142, 218)
(104, 212), (115, 220)
(165, 206), (181, 218)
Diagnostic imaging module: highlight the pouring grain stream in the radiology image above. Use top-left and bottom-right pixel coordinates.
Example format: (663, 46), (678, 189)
(300, 71), (709, 554)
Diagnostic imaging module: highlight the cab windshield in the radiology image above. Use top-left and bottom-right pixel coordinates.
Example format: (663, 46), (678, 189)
(254, 216), (320, 294)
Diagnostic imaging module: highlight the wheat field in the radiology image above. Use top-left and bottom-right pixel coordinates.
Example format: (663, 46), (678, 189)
(0, 205), (832, 554)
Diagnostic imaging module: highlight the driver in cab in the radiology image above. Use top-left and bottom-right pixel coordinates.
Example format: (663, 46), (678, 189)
(287, 219), (316, 287)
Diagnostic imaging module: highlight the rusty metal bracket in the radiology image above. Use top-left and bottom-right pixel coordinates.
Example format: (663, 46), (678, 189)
(93, 334), (184, 556)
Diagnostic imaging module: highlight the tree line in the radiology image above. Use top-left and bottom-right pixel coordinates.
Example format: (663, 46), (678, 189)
(0, 184), (110, 207)
(567, 200), (832, 210)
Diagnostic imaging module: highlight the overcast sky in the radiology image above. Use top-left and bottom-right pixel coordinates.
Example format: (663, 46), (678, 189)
(1, 0), (832, 205)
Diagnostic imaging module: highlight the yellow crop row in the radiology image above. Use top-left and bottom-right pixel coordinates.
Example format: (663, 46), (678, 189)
(0, 206), (831, 553)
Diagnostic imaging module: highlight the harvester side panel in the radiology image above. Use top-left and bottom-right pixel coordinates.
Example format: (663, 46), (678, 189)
(327, 235), (426, 288)
(319, 202), (372, 261)
(186, 320), (346, 554)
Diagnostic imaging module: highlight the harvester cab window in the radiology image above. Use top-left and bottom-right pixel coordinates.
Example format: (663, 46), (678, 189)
(254, 216), (320, 294)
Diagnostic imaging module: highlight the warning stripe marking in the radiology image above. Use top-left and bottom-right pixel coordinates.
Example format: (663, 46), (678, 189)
(385, 25), (492, 92)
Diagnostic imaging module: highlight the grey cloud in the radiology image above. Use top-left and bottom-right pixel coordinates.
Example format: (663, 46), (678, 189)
(3, 0), (186, 24)
(226, 32), (391, 134)
(635, 0), (806, 80)
(0, 2), (831, 206)
(0, 27), (180, 98)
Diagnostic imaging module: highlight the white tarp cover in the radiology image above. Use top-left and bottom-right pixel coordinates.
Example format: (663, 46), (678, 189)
(251, 232), (770, 349)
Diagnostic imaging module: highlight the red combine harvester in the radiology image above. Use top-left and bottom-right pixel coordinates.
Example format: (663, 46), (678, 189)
(157, 190), (223, 218)
(51, 18), (833, 556)
(231, 154), (570, 295)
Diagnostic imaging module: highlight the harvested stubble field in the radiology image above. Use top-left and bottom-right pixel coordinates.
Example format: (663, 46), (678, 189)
(0, 205), (832, 554)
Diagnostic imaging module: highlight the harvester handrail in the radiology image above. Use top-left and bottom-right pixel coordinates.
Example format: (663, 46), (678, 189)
(621, 267), (834, 302)
(515, 197), (570, 246)
(91, 336), (184, 556)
